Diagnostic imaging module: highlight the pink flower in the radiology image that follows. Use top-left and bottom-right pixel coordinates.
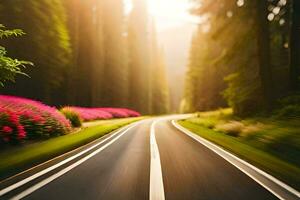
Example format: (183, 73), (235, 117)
(9, 114), (19, 124)
(62, 106), (140, 122)
(17, 125), (26, 139)
(0, 95), (72, 141)
(2, 126), (13, 134)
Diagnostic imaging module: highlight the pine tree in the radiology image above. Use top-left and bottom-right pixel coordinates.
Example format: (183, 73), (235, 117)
(128, 0), (151, 114)
(149, 21), (169, 114)
(101, 0), (128, 107)
(290, 0), (300, 91)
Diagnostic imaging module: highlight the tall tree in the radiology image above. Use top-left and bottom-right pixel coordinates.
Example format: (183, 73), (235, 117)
(64, 0), (100, 106)
(101, 0), (128, 107)
(290, 0), (300, 91)
(255, 0), (273, 109)
(0, 0), (72, 105)
(149, 21), (170, 114)
(128, 0), (151, 114)
(183, 0), (276, 115)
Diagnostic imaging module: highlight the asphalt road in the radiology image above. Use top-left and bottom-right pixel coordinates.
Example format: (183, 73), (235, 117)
(1, 117), (297, 200)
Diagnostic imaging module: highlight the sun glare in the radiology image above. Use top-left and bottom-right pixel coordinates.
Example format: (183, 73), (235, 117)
(125, 0), (199, 31)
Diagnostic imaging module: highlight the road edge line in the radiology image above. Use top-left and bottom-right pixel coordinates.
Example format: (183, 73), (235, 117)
(150, 120), (165, 200)
(11, 122), (141, 200)
(0, 121), (142, 197)
(172, 120), (300, 200)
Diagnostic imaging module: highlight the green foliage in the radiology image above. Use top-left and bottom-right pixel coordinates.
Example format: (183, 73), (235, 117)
(0, 24), (24, 38)
(0, 1), (72, 104)
(274, 105), (300, 119)
(179, 119), (300, 188)
(273, 94), (300, 119)
(278, 94), (300, 106)
(150, 24), (170, 114)
(183, 0), (297, 116)
(223, 71), (263, 116)
(0, 24), (32, 86)
(0, 0), (169, 114)
(182, 108), (300, 168)
(60, 107), (82, 128)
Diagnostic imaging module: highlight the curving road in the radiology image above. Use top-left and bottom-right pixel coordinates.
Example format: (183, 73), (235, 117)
(0, 117), (299, 200)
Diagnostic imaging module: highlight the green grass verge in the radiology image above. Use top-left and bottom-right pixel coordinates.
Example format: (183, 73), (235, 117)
(0, 117), (144, 180)
(178, 120), (300, 190)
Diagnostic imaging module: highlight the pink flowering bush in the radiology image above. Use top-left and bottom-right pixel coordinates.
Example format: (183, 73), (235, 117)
(62, 107), (113, 121)
(116, 108), (141, 117)
(0, 95), (71, 143)
(0, 108), (26, 143)
(98, 108), (129, 118)
(61, 107), (141, 122)
(0, 95), (141, 144)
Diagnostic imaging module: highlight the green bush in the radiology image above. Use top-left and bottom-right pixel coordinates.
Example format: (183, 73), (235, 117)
(60, 107), (82, 128)
(278, 94), (300, 106)
(214, 121), (244, 137)
(274, 105), (300, 119)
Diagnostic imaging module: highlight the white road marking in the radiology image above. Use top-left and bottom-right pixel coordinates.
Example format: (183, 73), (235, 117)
(11, 122), (142, 200)
(150, 120), (165, 200)
(172, 120), (300, 200)
(0, 121), (141, 198)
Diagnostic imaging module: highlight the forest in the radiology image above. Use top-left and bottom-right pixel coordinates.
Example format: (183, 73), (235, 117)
(0, 0), (169, 115)
(182, 0), (300, 117)
(2, 0), (299, 118)
(0, 0), (300, 197)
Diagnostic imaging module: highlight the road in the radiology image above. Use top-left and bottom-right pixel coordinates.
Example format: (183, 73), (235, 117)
(0, 117), (299, 200)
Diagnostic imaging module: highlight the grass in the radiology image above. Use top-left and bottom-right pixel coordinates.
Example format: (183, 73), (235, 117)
(0, 117), (144, 180)
(178, 109), (300, 190)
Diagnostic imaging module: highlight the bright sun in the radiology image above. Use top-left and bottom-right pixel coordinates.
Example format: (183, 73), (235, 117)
(124, 0), (199, 32)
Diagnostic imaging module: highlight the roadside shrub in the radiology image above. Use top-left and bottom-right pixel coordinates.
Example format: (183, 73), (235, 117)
(118, 108), (141, 117)
(64, 107), (113, 121)
(60, 107), (82, 128)
(99, 108), (129, 118)
(63, 107), (141, 122)
(214, 121), (244, 137)
(0, 108), (26, 143)
(278, 94), (300, 106)
(189, 118), (217, 129)
(0, 95), (71, 143)
(274, 105), (300, 119)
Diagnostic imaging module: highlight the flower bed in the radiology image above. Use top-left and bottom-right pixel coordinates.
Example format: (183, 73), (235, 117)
(0, 95), (71, 143)
(64, 107), (113, 121)
(0, 95), (141, 144)
(61, 107), (141, 122)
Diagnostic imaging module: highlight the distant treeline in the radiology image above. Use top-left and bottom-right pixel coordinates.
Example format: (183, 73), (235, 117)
(0, 0), (169, 114)
(182, 0), (300, 116)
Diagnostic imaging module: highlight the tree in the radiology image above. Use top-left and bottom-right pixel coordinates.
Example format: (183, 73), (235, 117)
(183, 0), (276, 116)
(0, 0), (72, 105)
(101, 0), (128, 107)
(0, 24), (32, 86)
(290, 0), (300, 91)
(255, 0), (273, 109)
(128, 0), (151, 114)
(64, 0), (101, 106)
(149, 21), (170, 114)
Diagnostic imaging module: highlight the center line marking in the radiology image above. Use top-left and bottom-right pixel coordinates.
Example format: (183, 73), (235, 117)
(150, 120), (165, 200)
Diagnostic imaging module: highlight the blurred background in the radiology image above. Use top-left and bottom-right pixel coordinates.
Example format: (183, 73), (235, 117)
(0, 0), (299, 117)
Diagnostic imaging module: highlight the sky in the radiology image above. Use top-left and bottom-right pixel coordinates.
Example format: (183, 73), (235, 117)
(124, 0), (198, 111)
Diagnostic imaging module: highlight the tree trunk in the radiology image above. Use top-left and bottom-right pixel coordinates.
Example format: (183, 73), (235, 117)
(290, 0), (300, 91)
(256, 0), (273, 109)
